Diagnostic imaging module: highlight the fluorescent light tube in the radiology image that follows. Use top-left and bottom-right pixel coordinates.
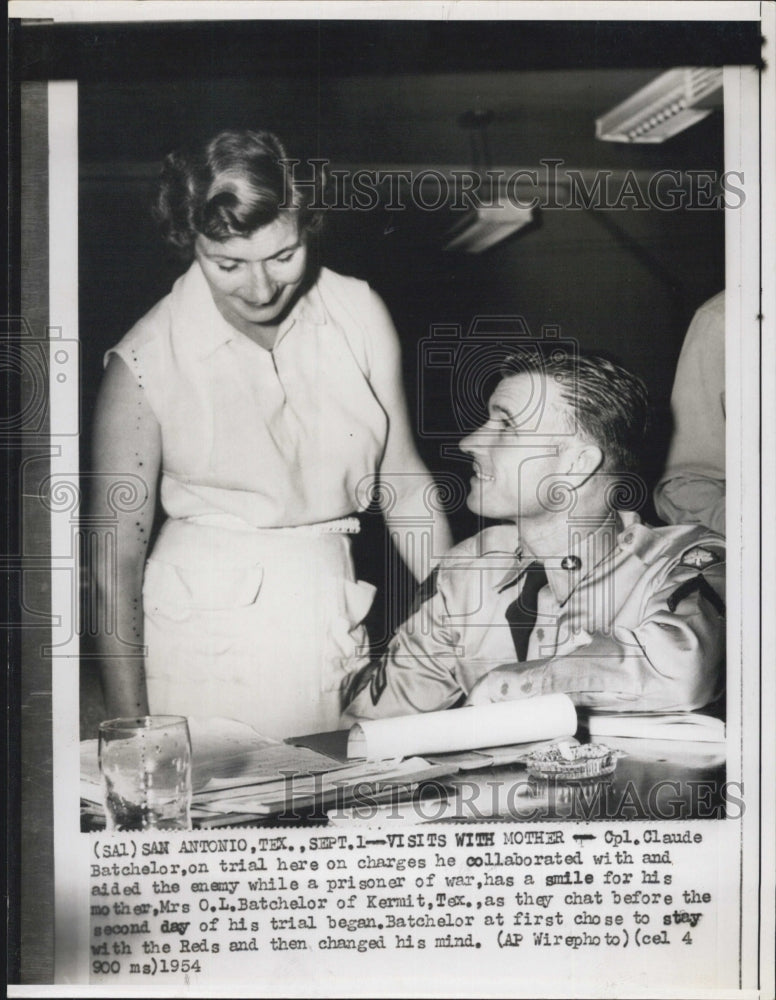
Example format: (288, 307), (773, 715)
(596, 68), (722, 144)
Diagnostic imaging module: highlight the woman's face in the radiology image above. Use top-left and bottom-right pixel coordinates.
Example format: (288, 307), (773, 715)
(194, 214), (308, 336)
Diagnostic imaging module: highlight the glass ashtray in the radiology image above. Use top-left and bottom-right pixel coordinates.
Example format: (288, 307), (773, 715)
(524, 741), (623, 782)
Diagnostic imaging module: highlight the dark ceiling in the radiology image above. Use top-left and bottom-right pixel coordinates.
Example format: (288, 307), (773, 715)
(16, 18), (762, 80)
(15, 17), (754, 174)
(78, 68), (724, 179)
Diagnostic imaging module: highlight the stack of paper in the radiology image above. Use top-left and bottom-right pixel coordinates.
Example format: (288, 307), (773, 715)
(194, 758), (455, 820)
(587, 712), (725, 743)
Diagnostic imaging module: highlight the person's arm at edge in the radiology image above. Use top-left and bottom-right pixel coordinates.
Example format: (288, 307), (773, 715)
(654, 296), (726, 532)
(363, 292), (454, 582)
(90, 355), (161, 718)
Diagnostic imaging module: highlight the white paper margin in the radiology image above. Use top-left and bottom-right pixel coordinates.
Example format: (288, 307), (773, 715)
(7, 2), (775, 997)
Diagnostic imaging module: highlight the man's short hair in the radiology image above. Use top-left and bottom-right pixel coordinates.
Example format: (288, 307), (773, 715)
(502, 348), (649, 474)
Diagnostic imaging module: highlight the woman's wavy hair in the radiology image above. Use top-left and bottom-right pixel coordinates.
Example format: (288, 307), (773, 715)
(153, 129), (325, 258)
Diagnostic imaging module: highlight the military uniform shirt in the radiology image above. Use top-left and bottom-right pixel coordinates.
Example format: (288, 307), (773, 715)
(343, 511), (725, 721)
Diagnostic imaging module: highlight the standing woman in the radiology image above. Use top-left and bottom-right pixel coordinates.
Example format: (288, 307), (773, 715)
(91, 129), (452, 738)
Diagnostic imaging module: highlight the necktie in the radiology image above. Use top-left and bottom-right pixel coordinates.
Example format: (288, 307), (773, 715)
(505, 561), (547, 661)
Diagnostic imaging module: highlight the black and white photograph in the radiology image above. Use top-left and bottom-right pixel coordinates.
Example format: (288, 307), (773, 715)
(7, 2), (775, 996)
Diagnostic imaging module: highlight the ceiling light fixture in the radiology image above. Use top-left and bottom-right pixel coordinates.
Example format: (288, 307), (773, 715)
(443, 110), (534, 253)
(444, 202), (534, 254)
(595, 67), (723, 144)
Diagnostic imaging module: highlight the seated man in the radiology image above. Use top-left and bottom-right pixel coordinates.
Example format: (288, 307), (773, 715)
(343, 350), (725, 722)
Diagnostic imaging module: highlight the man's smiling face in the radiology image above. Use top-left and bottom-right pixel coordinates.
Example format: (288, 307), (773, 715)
(460, 372), (580, 522)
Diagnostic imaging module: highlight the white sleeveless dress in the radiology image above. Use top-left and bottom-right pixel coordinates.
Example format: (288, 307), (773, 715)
(106, 264), (388, 738)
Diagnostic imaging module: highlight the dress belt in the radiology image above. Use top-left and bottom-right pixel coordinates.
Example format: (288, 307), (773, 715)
(181, 514), (362, 536)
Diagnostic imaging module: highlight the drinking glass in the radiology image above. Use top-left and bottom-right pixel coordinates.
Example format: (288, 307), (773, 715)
(98, 716), (192, 831)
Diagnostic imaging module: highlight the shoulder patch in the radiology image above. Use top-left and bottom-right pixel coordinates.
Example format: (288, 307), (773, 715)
(680, 546), (722, 569)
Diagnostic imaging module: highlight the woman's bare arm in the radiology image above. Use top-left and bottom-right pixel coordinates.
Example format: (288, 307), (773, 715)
(365, 292), (453, 582)
(90, 355), (162, 718)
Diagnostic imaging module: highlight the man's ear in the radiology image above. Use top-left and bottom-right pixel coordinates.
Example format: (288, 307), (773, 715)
(566, 442), (604, 485)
